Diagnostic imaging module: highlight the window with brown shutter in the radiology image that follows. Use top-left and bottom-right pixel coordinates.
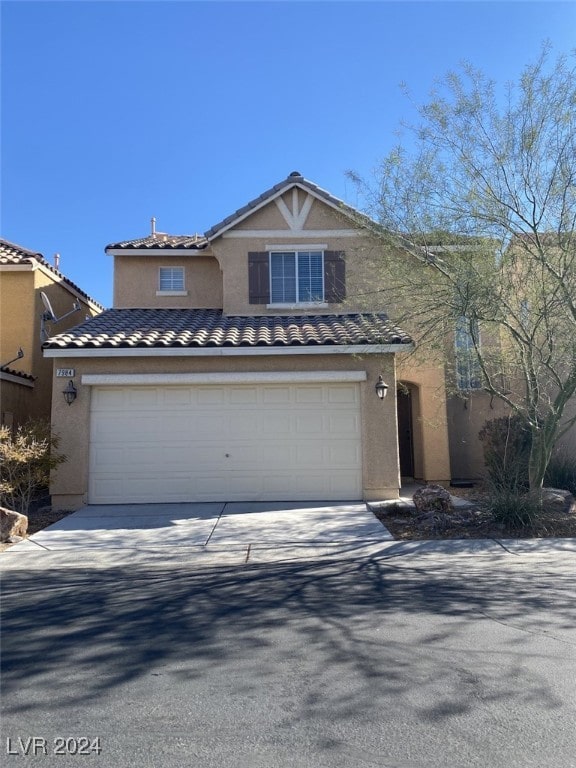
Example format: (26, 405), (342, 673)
(324, 251), (346, 303)
(248, 252), (270, 304)
(249, 249), (346, 305)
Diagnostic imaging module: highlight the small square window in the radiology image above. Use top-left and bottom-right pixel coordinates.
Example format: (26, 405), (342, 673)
(158, 267), (185, 292)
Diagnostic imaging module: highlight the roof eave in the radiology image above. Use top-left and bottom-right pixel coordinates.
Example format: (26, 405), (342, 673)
(43, 342), (414, 358)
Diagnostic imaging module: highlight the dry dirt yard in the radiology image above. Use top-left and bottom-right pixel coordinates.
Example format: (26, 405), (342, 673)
(374, 486), (576, 541)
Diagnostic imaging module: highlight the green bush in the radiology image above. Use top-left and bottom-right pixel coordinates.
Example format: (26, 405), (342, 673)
(478, 415), (531, 492)
(545, 452), (576, 495)
(486, 489), (542, 533)
(0, 421), (66, 514)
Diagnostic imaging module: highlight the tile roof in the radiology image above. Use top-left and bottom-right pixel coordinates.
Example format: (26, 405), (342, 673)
(0, 240), (43, 264)
(0, 366), (35, 382)
(105, 234), (208, 251)
(42, 308), (412, 350)
(204, 171), (376, 240)
(0, 239), (104, 310)
(106, 172), (382, 251)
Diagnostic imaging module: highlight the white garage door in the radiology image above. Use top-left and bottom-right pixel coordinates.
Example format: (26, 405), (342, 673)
(88, 382), (362, 503)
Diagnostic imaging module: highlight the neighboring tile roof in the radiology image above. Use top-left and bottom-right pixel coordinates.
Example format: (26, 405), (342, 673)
(42, 308), (412, 350)
(0, 239), (104, 310)
(0, 366), (35, 382)
(0, 240), (44, 264)
(105, 234), (209, 251)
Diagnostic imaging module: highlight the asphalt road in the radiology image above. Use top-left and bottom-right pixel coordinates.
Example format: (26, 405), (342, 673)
(2, 549), (576, 768)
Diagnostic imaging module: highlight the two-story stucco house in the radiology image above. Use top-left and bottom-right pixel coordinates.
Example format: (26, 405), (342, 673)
(0, 239), (103, 429)
(44, 172), (454, 510)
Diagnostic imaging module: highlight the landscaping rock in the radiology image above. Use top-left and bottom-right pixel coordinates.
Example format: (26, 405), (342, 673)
(412, 484), (454, 515)
(0, 507), (28, 542)
(542, 488), (576, 515)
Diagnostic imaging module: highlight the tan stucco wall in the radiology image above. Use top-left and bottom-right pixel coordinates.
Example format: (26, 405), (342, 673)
(446, 392), (510, 480)
(113, 255), (223, 309)
(555, 399), (576, 459)
(0, 267), (100, 424)
(0, 271), (36, 376)
(49, 352), (401, 509)
(397, 356), (451, 485)
(234, 199), (288, 230)
(209, 197), (379, 316)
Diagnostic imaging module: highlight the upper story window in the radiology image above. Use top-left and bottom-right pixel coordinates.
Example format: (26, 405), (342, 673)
(270, 251), (324, 304)
(157, 266), (185, 294)
(248, 249), (345, 306)
(455, 317), (482, 390)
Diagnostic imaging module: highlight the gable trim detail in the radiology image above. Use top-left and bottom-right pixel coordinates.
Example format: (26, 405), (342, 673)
(222, 229), (361, 239)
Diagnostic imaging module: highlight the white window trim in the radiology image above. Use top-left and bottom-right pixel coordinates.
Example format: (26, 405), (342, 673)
(158, 266), (185, 292)
(269, 250), (325, 305)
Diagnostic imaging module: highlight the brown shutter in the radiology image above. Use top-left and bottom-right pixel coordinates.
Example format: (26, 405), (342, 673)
(324, 251), (346, 303)
(248, 252), (270, 304)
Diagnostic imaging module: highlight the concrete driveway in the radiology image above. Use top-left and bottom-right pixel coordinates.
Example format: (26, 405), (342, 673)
(1, 500), (397, 568)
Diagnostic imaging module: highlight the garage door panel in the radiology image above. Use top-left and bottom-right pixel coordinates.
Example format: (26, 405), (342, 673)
(92, 388), (126, 409)
(262, 386), (291, 404)
(89, 382), (362, 503)
(229, 387), (258, 405)
(92, 414), (163, 442)
(328, 414), (360, 434)
(329, 443), (361, 465)
(261, 413), (291, 433)
(163, 388), (193, 406)
(295, 413), (324, 433)
(328, 385), (357, 403)
(295, 386), (324, 404)
(127, 389), (159, 407)
(227, 413), (258, 433)
(197, 387), (226, 405)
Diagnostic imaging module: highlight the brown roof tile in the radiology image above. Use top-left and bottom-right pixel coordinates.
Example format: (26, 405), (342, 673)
(0, 239), (104, 310)
(42, 308), (412, 350)
(0, 366), (35, 382)
(105, 234), (209, 251)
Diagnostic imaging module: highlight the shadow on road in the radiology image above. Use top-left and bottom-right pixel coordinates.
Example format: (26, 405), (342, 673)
(2, 555), (575, 728)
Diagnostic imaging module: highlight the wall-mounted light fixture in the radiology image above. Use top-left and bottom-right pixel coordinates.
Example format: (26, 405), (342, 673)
(62, 380), (77, 406)
(375, 375), (389, 400)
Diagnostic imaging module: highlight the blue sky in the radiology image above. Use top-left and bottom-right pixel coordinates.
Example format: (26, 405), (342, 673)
(2, 1), (574, 307)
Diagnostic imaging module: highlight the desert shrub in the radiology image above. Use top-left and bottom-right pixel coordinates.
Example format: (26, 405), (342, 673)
(486, 489), (542, 533)
(0, 421), (66, 514)
(478, 415), (531, 492)
(545, 451), (576, 495)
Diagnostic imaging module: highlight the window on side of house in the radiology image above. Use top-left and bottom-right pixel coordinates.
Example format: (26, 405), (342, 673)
(158, 266), (185, 293)
(269, 251), (324, 304)
(455, 317), (482, 390)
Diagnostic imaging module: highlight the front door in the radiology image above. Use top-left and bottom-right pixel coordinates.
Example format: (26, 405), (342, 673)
(397, 387), (414, 478)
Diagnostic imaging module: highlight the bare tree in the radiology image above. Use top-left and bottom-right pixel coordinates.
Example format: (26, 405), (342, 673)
(349, 46), (576, 490)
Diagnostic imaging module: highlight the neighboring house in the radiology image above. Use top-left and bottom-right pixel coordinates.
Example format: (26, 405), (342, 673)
(0, 239), (103, 428)
(44, 171), (455, 510)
